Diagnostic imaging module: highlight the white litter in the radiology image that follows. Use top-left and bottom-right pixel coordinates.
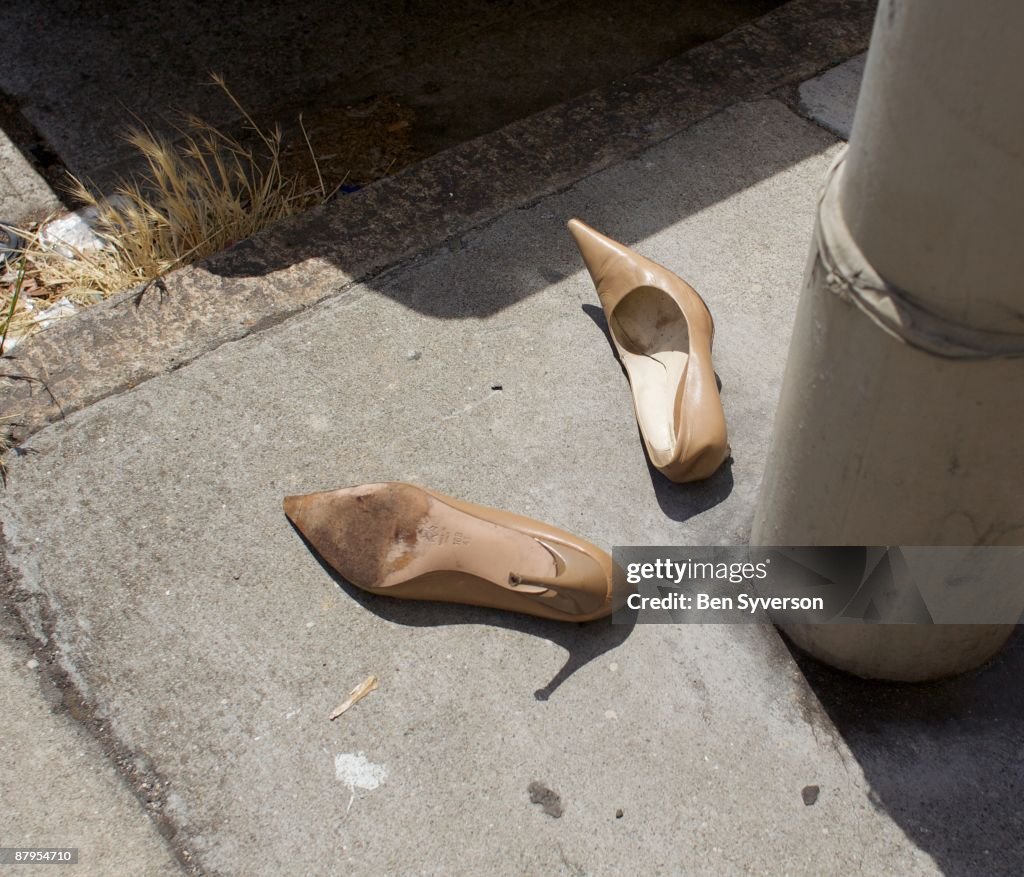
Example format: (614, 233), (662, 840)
(32, 297), (77, 331)
(38, 197), (128, 259)
(38, 207), (110, 259)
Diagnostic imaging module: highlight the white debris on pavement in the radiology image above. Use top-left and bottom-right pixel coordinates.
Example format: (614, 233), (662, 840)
(334, 752), (387, 791)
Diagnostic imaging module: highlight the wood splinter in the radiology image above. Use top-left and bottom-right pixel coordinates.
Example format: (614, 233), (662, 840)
(329, 675), (378, 720)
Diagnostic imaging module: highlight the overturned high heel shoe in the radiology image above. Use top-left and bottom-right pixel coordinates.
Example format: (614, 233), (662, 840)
(568, 218), (729, 482)
(284, 482), (615, 622)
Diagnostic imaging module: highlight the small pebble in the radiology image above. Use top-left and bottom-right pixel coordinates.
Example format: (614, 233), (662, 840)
(615, 809), (624, 819)
(802, 785), (820, 806)
(406, 350), (421, 361)
(26, 658), (39, 670)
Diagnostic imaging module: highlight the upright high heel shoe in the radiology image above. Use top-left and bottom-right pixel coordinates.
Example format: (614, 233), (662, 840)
(568, 219), (729, 482)
(284, 482), (615, 622)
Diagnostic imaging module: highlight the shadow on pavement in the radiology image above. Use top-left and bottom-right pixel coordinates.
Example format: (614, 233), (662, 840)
(293, 521), (636, 701)
(204, 98), (837, 321)
(789, 626), (1024, 877)
(0, 0), (783, 193)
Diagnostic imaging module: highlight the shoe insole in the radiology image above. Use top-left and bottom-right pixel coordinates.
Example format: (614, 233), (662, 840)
(609, 286), (689, 455)
(290, 483), (558, 591)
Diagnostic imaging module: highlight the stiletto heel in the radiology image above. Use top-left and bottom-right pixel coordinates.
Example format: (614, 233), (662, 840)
(568, 218), (730, 482)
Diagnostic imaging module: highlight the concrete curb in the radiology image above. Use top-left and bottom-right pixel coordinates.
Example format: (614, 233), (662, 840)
(0, 544), (190, 874)
(0, 0), (871, 448)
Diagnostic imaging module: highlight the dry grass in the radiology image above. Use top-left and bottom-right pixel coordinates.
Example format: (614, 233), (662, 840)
(0, 75), (325, 353)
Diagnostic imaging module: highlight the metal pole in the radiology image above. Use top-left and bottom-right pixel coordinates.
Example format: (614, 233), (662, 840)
(752, 0), (1024, 680)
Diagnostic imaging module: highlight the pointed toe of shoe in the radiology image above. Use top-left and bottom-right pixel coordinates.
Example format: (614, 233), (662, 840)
(282, 493), (309, 525)
(283, 484), (423, 590)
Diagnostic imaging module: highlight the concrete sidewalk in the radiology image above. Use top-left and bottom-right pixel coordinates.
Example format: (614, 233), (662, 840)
(0, 616), (180, 875)
(2, 24), (1022, 877)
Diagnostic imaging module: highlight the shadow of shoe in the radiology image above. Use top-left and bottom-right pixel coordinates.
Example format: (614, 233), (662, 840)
(582, 301), (620, 367)
(649, 455), (734, 523)
(288, 519), (636, 700)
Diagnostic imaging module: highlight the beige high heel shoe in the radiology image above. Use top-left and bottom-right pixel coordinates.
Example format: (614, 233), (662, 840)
(568, 219), (730, 482)
(284, 482), (615, 622)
